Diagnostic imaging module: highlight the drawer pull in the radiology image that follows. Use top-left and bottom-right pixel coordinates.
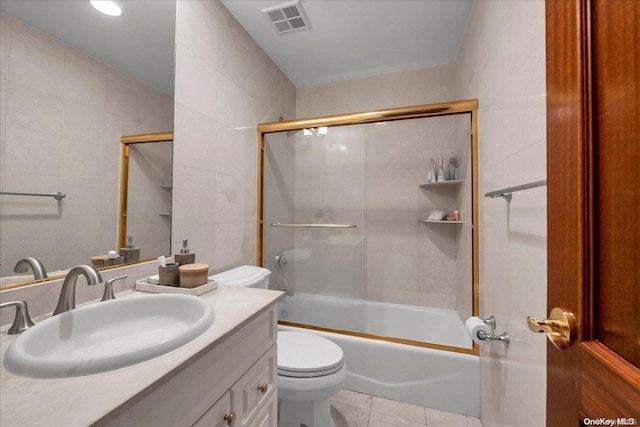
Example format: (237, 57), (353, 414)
(224, 412), (236, 426)
(257, 383), (268, 394)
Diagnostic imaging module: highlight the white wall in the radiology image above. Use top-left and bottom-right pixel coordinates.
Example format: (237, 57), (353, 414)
(0, 13), (173, 278)
(455, 1), (547, 426)
(294, 65), (473, 314)
(297, 63), (455, 118)
(172, 0), (295, 273)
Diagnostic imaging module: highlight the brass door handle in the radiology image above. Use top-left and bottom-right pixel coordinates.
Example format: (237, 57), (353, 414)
(527, 307), (577, 350)
(224, 412), (236, 426)
(258, 383), (268, 394)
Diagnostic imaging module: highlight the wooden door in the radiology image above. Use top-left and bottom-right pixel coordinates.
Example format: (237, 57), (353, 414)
(545, 0), (640, 425)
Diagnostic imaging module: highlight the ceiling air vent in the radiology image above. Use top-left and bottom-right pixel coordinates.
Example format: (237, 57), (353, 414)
(261, 0), (311, 35)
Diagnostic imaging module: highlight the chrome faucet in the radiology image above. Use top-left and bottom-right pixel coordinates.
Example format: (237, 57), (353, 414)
(53, 265), (103, 315)
(0, 301), (35, 334)
(14, 257), (48, 280)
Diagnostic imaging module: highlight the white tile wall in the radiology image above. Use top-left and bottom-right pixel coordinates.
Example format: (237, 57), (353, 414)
(0, 13), (174, 277)
(172, 0), (295, 274)
(454, 1), (547, 426)
(294, 70), (469, 312)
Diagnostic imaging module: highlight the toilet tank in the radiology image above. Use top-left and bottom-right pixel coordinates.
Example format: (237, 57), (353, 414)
(209, 265), (271, 289)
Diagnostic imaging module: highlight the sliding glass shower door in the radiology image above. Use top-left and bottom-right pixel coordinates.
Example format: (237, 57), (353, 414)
(261, 102), (477, 350)
(263, 125), (367, 332)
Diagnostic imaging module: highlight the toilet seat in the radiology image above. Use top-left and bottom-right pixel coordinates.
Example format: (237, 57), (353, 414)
(278, 331), (344, 378)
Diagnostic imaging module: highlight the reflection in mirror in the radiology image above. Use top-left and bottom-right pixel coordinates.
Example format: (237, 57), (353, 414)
(0, 1), (176, 288)
(119, 133), (173, 262)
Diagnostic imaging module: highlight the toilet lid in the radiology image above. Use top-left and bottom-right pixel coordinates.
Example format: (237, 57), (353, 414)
(209, 265), (271, 287)
(278, 331), (344, 378)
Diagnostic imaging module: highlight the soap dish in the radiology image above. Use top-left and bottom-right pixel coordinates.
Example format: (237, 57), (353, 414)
(135, 278), (218, 296)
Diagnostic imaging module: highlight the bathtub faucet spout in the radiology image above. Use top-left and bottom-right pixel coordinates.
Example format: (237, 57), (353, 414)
(279, 285), (294, 297)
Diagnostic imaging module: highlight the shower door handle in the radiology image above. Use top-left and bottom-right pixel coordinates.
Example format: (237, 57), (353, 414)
(527, 307), (577, 350)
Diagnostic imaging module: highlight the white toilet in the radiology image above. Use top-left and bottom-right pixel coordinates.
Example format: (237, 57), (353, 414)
(211, 265), (346, 427)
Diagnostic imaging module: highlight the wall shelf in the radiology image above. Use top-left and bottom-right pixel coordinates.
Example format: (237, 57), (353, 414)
(160, 185), (172, 190)
(158, 212), (172, 217)
(419, 180), (462, 187)
(418, 219), (464, 224)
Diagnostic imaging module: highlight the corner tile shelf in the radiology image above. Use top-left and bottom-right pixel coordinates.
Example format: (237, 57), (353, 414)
(158, 212), (172, 217)
(160, 185), (172, 190)
(419, 180), (463, 224)
(419, 180), (462, 187)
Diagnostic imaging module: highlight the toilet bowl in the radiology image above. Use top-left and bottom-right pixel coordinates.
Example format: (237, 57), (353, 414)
(277, 331), (346, 427)
(210, 266), (346, 427)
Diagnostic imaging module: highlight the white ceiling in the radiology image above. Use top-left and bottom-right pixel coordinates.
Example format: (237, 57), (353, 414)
(0, 0), (176, 95)
(221, 0), (474, 87)
(0, 1), (474, 93)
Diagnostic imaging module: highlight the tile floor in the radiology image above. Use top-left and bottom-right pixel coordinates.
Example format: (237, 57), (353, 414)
(330, 390), (482, 427)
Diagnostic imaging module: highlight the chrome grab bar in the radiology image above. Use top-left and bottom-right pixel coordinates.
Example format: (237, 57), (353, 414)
(1, 191), (66, 201)
(270, 222), (357, 228)
(484, 179), (546, 202)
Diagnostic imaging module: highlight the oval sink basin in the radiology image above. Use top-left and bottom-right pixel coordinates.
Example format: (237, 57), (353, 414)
(4, 294), (215, 378)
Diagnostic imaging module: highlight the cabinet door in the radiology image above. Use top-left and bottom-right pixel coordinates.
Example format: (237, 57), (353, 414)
(230, 344), (277, 425)
(246, 397), (277, 427)
(193, 391), (233, 427)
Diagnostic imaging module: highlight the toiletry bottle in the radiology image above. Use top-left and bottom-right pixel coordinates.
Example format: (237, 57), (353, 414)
(448, 155), (458, 181)
(120, 236), (140, 263)
(426, 159), (436, 182)
(437, 154), (446, 182)
(175, 239), (196, 266)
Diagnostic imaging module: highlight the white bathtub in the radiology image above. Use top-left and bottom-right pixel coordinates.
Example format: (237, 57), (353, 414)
(278, 292), (472, 348)
(278, 293), (480, 417)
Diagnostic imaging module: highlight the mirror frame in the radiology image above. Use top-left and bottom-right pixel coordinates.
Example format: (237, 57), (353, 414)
(118, 132), (174, 250)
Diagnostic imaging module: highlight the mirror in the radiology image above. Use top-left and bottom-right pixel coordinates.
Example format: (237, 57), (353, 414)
(118, 132), (173, 261)
(0, 1), (176, 287)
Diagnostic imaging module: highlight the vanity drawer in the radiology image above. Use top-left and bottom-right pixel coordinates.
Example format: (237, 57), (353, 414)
(246, 395), (277, 427)
(192, 391), (231, 427)
(230, 344), (276, 425)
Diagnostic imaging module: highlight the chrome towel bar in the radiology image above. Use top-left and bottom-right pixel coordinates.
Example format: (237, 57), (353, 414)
(1, 191), (66, 201)
(484, 179), (546, 202)
(270, 222), (357, 228)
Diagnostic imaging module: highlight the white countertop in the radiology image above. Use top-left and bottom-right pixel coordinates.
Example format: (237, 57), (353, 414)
(0, 285), (284, 427)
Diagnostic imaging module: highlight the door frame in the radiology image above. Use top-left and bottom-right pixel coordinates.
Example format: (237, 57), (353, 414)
(546, 0), (640, 424)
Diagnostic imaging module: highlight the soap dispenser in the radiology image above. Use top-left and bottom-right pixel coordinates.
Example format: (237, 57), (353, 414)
(120, 236), (140, 263)
(175, 239), (195, 266)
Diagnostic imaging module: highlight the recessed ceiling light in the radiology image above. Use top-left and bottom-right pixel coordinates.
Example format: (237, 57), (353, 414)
(90, 0), (122, 17)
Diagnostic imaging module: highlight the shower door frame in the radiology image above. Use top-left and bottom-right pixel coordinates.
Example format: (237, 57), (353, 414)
(256, 99), (480, 356)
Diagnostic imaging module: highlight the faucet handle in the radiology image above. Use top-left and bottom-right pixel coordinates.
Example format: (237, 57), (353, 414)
(101, 275), (127, 302)
(0, 301), (35, 334)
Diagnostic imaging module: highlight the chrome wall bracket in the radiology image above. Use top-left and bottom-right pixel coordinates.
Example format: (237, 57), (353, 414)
(477, 329), (510, 348)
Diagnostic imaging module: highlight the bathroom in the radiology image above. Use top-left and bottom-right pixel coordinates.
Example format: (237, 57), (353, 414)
(0, 1), (638, 426)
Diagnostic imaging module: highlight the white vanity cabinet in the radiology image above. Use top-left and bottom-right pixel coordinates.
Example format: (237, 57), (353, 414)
(99, 305), (278, 427)
(194, 345), (277, 427)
